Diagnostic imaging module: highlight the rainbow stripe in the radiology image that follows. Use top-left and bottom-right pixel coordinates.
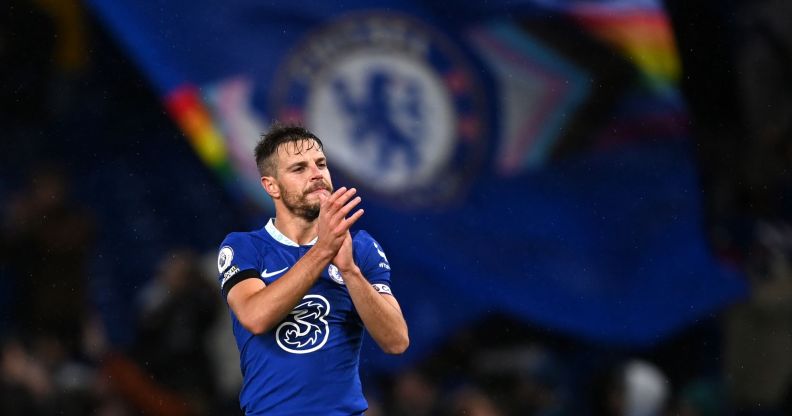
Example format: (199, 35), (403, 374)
(569, 5), (682, 95)
(165, 85), (235, 184)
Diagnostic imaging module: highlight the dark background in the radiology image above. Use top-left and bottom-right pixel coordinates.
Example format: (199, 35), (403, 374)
(1, 0), (791, 415)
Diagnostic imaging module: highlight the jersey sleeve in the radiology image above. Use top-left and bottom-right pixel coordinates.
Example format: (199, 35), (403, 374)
(353, 230), (393, 296)
(217, 232), (261, 299)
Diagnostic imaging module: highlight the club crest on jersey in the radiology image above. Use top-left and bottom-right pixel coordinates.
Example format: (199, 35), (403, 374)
(271, 12), (487, 208)
(276, 295), (331, 354)
(218, 246), (234, 273)
(328, 264), (345, 285)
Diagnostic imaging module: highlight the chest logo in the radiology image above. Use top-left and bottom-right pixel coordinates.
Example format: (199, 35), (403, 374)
(328, 264), (345, 285)
(261, 266), (289, 278)
(275, 294), (331, 354)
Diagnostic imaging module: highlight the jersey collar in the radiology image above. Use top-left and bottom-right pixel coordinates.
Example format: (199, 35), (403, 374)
(265, 218), (318, 247)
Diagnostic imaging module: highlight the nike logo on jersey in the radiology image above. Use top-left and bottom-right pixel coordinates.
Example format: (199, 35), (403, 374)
(261, 267), (289, 278)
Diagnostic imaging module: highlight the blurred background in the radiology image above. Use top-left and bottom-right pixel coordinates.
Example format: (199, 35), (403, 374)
(1, 0), (791, 414)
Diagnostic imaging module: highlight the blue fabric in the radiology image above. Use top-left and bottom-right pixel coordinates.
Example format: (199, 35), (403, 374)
(217, 226), (390, 414)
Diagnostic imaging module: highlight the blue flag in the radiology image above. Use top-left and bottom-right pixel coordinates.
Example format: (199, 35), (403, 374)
(88, 0), (746, 370)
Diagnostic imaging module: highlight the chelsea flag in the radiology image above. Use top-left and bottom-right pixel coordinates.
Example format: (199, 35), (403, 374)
(88, 0), (746, 369)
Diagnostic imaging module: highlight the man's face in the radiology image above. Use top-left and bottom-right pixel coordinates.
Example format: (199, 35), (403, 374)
(272, 139), (333, 221)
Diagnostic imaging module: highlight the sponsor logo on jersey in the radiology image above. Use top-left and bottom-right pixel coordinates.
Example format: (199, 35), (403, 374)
(220, 265), (240, 288)
(218, 246), (234, 273)
(276, 295), (331, 354)
(374, 241), (389, 262)
(271, 12), (487, 208)
(374, 242), (391, 269)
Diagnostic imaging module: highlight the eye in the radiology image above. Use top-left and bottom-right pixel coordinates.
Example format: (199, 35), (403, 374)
(292, 166), (304, 173)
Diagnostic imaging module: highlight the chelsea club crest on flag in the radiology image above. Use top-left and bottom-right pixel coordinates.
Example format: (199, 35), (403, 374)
(271, 12), (487, 207)
(88, 0), (747, 370)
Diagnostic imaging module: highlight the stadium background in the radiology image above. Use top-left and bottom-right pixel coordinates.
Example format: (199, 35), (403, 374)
(1, 0), (791, 414)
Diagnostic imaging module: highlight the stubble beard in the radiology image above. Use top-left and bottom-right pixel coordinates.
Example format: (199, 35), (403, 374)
(281, 182), (332, 221)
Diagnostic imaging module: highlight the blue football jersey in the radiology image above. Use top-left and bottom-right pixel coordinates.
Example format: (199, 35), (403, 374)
(216, 219), (393, 415)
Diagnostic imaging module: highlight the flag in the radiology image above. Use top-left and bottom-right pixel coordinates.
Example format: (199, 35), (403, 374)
(89, 0), (746, 370)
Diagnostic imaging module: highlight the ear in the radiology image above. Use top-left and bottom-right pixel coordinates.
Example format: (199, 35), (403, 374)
(261, 176), (280, 199)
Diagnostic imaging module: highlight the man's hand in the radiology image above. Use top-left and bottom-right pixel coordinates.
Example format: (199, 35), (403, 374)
(227, 187), (364, 335)
(315, 187), (364, 259)
(332, 232), (359, 275)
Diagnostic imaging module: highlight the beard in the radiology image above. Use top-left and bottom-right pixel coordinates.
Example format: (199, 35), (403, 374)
(280, 181), (333, 221)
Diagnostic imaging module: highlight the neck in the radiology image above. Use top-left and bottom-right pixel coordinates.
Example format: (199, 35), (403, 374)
(273, 208), (318, 246)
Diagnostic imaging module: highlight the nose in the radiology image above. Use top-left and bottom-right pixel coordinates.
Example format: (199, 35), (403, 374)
(308, 163), (324, 180)
(308, 162), (320, 175)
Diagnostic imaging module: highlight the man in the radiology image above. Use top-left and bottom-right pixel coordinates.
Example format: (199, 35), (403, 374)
(216, 124), (409, 415)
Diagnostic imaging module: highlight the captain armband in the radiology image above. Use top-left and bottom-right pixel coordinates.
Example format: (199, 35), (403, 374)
(372, 283), (392, 295)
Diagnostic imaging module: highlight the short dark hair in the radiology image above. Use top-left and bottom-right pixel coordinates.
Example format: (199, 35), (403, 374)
(255, 124), (323, 177)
